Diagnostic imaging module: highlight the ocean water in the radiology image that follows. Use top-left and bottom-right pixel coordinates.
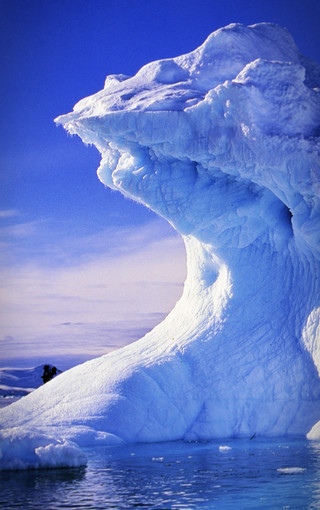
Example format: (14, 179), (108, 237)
(1, 438), (319, 509)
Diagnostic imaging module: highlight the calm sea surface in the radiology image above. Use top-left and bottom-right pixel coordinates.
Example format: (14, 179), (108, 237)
(1, 438), (319, 509)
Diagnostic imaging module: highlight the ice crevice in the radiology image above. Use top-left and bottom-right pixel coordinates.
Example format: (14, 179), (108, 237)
(1, 22), (320, 470)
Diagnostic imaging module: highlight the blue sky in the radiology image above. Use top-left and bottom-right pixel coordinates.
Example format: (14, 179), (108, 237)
(1, 0), (319, 369)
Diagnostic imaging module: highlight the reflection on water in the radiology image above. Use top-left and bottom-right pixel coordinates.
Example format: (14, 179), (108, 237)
(1, 438), (320, 509)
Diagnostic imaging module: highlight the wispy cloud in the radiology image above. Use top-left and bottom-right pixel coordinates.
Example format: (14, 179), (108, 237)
(0, 209), (20, 218)
(0, 220), (42, 239)
(0, 217), (186, 368)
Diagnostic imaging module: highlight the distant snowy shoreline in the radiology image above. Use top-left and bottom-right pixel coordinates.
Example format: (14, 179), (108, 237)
(0, 364), (62, 404)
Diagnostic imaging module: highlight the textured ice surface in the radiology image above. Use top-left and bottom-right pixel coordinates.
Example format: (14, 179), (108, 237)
(1, 23), (320, 469)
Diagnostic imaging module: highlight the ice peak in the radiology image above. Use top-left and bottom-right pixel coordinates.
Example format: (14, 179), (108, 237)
(56, 23), (320, 260)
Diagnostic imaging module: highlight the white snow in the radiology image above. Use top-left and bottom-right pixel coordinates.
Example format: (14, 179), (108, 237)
(1, 22), (320, 470)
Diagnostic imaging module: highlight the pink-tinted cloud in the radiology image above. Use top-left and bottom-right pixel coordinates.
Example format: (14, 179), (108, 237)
(0, 218), (186, 368)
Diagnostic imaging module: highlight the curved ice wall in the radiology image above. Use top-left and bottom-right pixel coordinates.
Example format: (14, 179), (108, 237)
(1, 23), (320, 468)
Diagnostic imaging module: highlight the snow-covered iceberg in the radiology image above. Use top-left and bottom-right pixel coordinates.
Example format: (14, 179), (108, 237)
(1, 23), (320, 469)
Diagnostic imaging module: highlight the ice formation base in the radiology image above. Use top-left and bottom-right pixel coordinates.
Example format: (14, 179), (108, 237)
(1, 23), (320, 469)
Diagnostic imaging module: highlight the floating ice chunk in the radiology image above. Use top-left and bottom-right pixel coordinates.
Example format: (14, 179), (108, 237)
(307, 420), (320, 440)
(277, 467), (306, 474)
(0, 429), (86, 471)
(35, 441), (86, 469)
(219, 445), (232, 451)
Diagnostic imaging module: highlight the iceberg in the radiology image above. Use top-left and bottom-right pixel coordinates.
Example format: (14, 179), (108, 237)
(1, 23), (320, 469)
